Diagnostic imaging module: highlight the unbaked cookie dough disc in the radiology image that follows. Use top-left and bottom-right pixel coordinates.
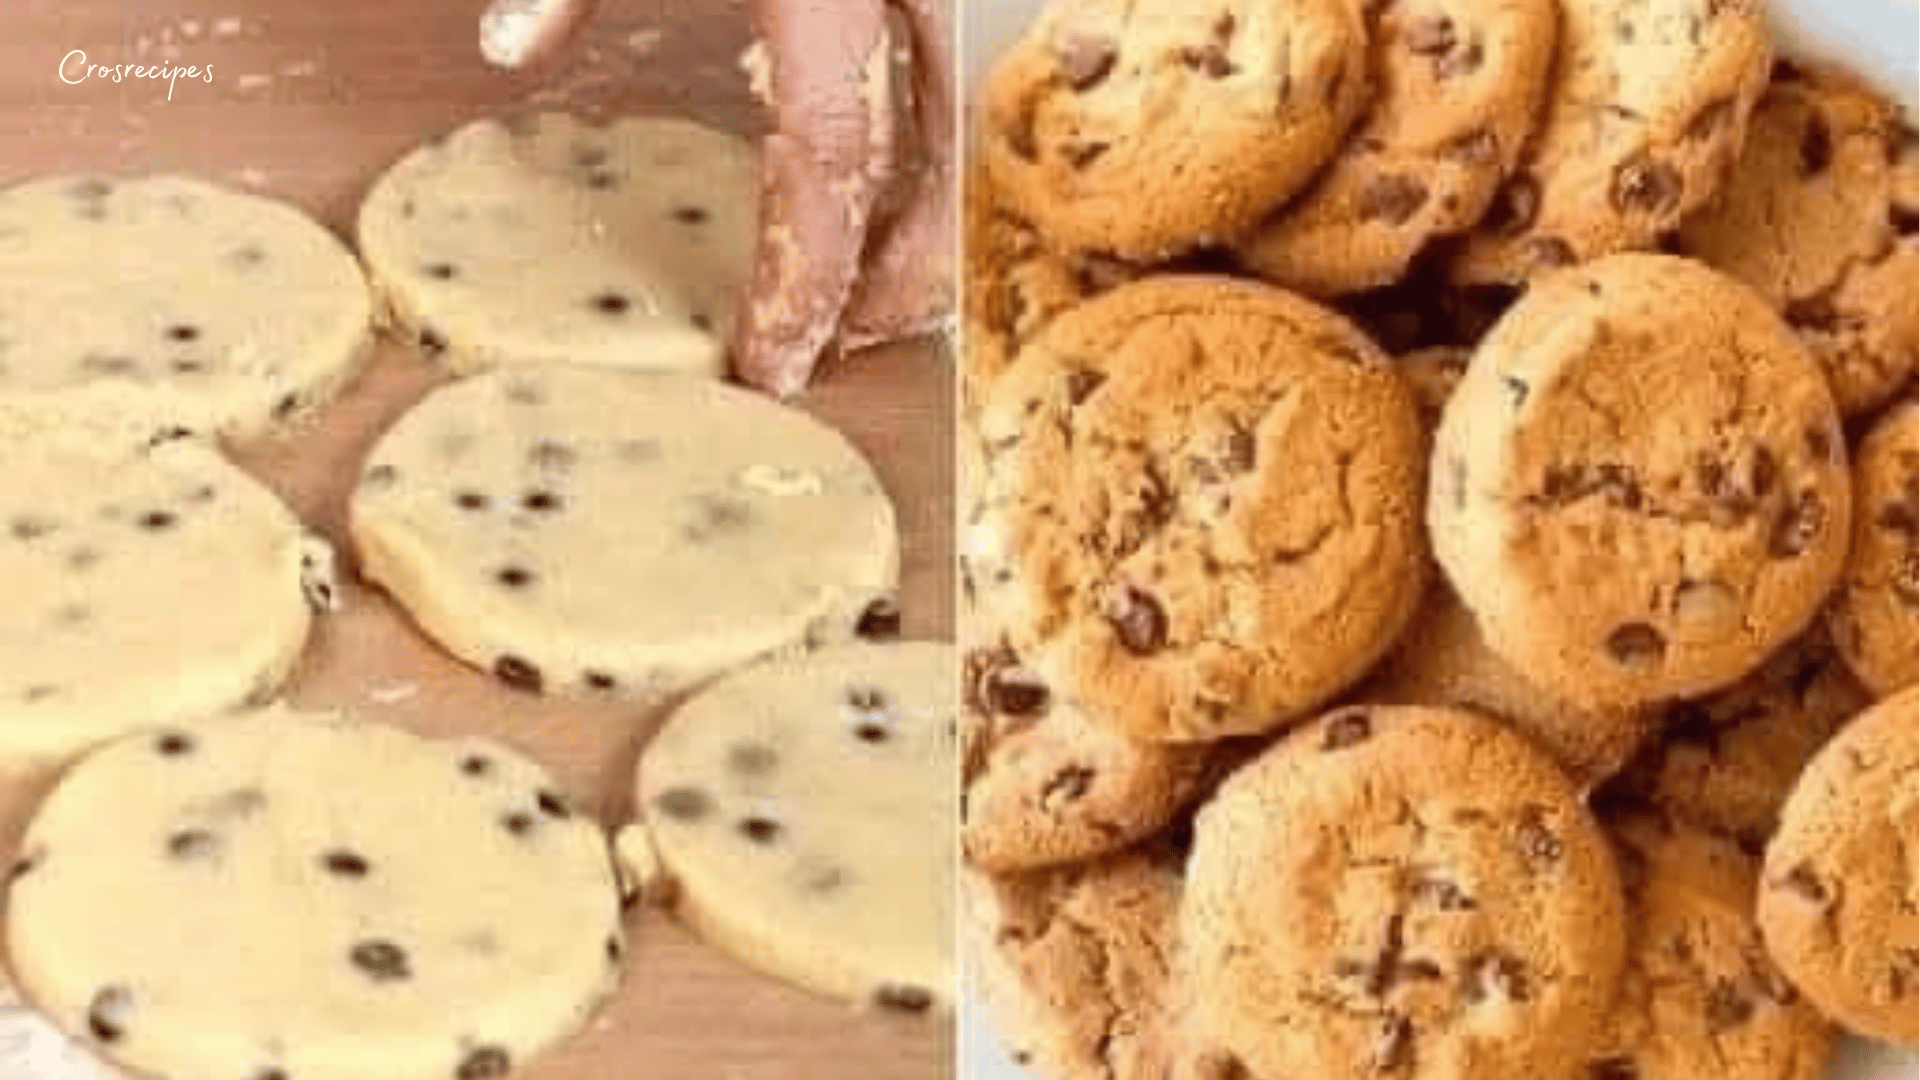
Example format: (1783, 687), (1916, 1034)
(0, 433), (319, 767)
(633, 642), (956, 1011)
(0, 175), (372, 441)
(358, 113), (757, 378)
(7, 707), (624, 1080)
(350, 364), (898, 701)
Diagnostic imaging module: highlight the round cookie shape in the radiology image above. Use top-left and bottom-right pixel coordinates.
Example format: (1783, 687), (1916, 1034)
(1447, 0), (1771, 285)
(1237, 0), (1558, 296)
(1759, 686), (1920, 1046)
(1182, 705), (1628, 1080)
(1575, 811), (1836, 1080)
(1827, 399), (1918, 695)
(1430, 254), (1852, 709)
(636, 642), (955, 1011)
(1613, 628), (1871, 850)
(350, 364), (898, 701)
(961, 640), (1214, 871)
(358, 112), (756, 378)
(965, 848), (1193, 1080)
(980, 0), (1372, 261)
(1678, 68), (1918, 417)
(0, 432), (318, 766)
(6, 706), (624, 1080)
(977, 276), (1428, 742)
(1362, 585), (1659, 787)
(0, 174), (371, 440)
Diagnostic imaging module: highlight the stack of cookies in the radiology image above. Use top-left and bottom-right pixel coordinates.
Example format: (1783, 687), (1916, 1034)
(961, 0), (1918, 1077)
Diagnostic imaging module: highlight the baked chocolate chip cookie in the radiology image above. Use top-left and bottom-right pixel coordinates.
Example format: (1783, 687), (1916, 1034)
(1827, 399), (1919, 695)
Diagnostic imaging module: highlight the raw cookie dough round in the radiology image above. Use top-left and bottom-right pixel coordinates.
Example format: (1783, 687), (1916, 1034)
(961, 640), (1214, 872)
(1362, 585), (1660, 788)
(981, 0), (1371, 261)
(975, 276), (1428, 742)
(1573, 811), (1837, 1080)
(1678, 67), (1919, 417)
(350, 364), (898, 701)
(1448, 0), (1771, 284)
(0, 174), (371, 440)
(1237, 0), (1558, 296)
(6, 706), (624, 1080)
(1759, 687), (1920, 1046)
(1430, 254), (1852, 709)
(1182, 705), (1628, 1080)
(635, 642), (956, 1010)
(1827, 399), (1918, 695)
(0, 432), (318, 766)
(358, 113), (756, 378)
(1612, 628), (1871, 850)
(965, 847), (1195, 1080)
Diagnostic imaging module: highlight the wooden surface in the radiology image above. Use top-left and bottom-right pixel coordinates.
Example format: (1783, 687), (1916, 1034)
(0, 1), (954, 1078)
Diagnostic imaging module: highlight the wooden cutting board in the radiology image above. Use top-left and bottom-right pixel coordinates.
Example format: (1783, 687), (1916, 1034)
(0, 1), (954, 1078)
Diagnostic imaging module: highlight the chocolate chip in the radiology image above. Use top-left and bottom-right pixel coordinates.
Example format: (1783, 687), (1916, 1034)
(1778, 861), (1830, 904)
(1467, 950), (1531, 1002)
(1371, 1014), (1414, 1074)
(493, 655), (544, 694)
(671, 205), (709, 225)
(1800, 115), (1834, 176)
(586, 170), (621, 190)
(1437, 38), (1484, 77)
(455, 1045), (512, 1080)
(738, 816), (782, 844)
(1322, 709), (1373, 750)
(1065, 368), (1106, 404)
(984, 664), (1049, 716)
(156, 732), (194, 756)
(854, 721), (889, 743)
(1769, 492), (1824, 558)
(1410, 873), (1476, 911)
(87, 986), (131, 1042)
(252, 1069), (288, 1080)
(1516, 805), (1563, 864)
(1445, 129), (1499, 165)
(1054, 31), (1118, 90)
(166, 829), (218, 860)
(1487, 176), (1542, 233)
(874, 984), (934, 1013)
(1106, 588), (1167, 655)
(1041, 766), (1094, 809)
(1805, 425), (1837, 462)
(856, 597), (902, 638)
(1178, 43), (1235, 78)
(350, 940), (411, 982)
(454, 490), (489, 511)
(502, 812), (535, 836)
(8, 516), (54, 541)
(1612, 156), (1682, 214)
(520, 489), (563, 513)
(691, 311), (714, 332)
(654, 787), (712, 822)
(592, 292), (630, 315)
(139, 510), (177, 531)
(1062, 138), (1111, 167)
(1501, 375), (1530, 407)
(1605, 623), (1666, 666)
(418, 328), (449, 355)
(323, 850), (370, 877)
(1590, 1057), (1640, 1080)
(1785, 291), (1840, 332)
(495, 565), (535, 589)
(165, 324), (200, 343)
(1528, 236), (1577, 267)
(424, 262), (458, 280)
(584, 670), (618, 692)
(1403, 15), (1455, 54)
(728, 744), (778, 776)
(461, 754), (493, 777)
(1705, 978), (1755, 1030)
(1685, 98), (1735, 141)
(1357, 175), (1429, 225)
(1893, 205), (1919, 237)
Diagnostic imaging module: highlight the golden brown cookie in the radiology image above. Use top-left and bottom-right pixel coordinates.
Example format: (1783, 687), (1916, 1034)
(981, 0), (1371, 261)
(1238, 0), (1558, 295)
(1430, 254), (1852, 709)
(1828, 399), (1919, 695)
(1611, 628), (1872, 850)
(1678, 66), (1919, 417)
(975, 276), (1428, 742)
(1397, 345), (1472, 427)
(1573, 810), (1838, 1080)
(1363, 584), (1660, 787)
(1758, 686), (1920, 1046)
(1182, 705), (1628, 1080)
(1448, 0), (1771, 284)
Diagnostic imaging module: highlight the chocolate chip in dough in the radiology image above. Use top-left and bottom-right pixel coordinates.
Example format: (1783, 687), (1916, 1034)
(536, 790), (571, 819)
(1590, 1057), (1640, 1080)
(738, 816), (782, 844)
(1054, 32), (1118, 90)
(729, 744), (779, 775)
(1106, 588), (1167, 654)
(1040, 766), (1094, 810)
(983, 665), (1049, 716)
(592, 291), (631, 316)
(1769, 492), (1825, 558)
(521, 489), (563, 513)
(1778, 861), (1831, 905)
(166, 829), (219, 860)
(1605, 623), (1666, 667)
(1799, 115), (1834, 176)
(454, 490), (490, 511)
(418, 327), (449, 356)
(1485, 175), (1540, 235)
(493, 655), (544, 694)
(165, 324), (200, 343)
(1357, 175), (1429, 225)
(350, 940), (411, 982)
(323, 850), (370, 877)
(1403, 15), (1456, 54)
(455, 1045), (512, 1080)
(502, 812), (536, 836)
(9, 515), (55, 541)
(138, 509), (177, 532)
(1321, 709), (1374, 750)
(155, 731), (195, 756)
(873, 984), (935, 1014)
(1705, 978), (1756, 1030)
(87, 986), (132, 1043)
(460, 754), (493, 778)
(251, 1068), (288, 1080)
(671, 205), (709, 225)
(424, 262), (458, 280)
(1516, 805), (1564, 864)
(495, 565), (536, 589)
(654, 787), (713, 822)
(583, 670), (618, 692)
(855, 597), (902, 639)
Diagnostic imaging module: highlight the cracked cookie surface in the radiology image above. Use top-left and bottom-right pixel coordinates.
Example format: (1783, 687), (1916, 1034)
(1612, 628), (1871, 849)
(1238, 0), (1558, 296)
(1758, 686), (1920, 1046)
(1430, 254), (1852, 709)
(981, 0), (1371, 261)
(976, 276), (1428, 742)
(1182, 705), (1627, 1080)
(1678, 67), (1919, 418)
(965, 847), (1192, 1080)
(961, 639), (1215, 872)
(1363, 584), (1659, 787)
(1827, 399), (1918, 695)
(1448, 0), (1771, 285)
(1573, 810), (1837, 1080)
